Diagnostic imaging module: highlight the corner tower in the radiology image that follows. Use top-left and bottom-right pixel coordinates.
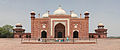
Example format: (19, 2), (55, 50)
(30, 11), (35, 38)
(95, 23), (108, 38)
(84, 11), (90, 38)
(13, 23), (25, 38)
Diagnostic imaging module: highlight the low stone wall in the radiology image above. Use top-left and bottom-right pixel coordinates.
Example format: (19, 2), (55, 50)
(21, 38), (96, 44)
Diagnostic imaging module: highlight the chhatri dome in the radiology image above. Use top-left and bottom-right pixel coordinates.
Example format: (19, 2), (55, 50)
(98, 23), (104, 26)
(54, 5), (66, 15)
(31, 11), (35, 13)
(16, 23), (22, 26)
(84, 11), (89, 13)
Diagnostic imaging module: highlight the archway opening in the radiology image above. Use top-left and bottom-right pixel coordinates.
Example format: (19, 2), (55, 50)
(55, 23), (65, 38)
(89, 35), (92, 38)
(41, 31), (47, 38)
(92, 35), (94, 38)
(19, 35), (21, 38)
(26, 35), (29, 38)
(73, 31), (78, 38)
(98, 35), (101, 38)
(57, 32), (62, 38)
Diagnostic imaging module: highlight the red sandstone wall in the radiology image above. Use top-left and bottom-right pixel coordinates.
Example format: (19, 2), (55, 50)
(32, 18), (50, 38)
(31, 15), (89, 38)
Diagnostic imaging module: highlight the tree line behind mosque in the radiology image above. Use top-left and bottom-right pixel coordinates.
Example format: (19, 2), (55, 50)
(0, 25), (13, 38)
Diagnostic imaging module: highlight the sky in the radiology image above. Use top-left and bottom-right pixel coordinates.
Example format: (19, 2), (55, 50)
(0, 0), (120, 37)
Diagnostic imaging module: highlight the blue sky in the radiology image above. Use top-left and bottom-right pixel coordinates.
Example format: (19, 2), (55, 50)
(0, 0), (120, 37)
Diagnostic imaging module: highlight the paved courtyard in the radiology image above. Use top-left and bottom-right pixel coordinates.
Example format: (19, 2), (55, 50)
(0, 38), (120, 50)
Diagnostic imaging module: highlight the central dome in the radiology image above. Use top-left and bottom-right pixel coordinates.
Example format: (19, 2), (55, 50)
(54, 6), (66, 15)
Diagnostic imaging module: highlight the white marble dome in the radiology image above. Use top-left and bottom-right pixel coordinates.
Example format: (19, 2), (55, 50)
(71, 12), (78, 18)
(54, 6), (66, 15)
(42, 11), (49, 17)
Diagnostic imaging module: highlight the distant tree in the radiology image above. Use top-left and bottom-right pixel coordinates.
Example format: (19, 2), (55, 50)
(0, 25), (13, 38)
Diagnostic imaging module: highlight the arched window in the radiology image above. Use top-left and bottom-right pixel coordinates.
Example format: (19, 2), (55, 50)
(26, 35), (29, 38)
(89, 35), (92, 38)
(41, 31), (47, 38)
(73, 31), (78, 38)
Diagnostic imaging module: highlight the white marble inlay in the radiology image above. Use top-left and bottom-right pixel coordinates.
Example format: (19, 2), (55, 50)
(51, 18), (69, 36)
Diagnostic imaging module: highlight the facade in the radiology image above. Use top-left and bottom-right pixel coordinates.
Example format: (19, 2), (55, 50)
(13, 6), (107, 38)
(30, 6), (89, 38)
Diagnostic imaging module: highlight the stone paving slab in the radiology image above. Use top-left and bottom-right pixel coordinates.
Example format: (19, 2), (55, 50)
(0, 38), (120, 50)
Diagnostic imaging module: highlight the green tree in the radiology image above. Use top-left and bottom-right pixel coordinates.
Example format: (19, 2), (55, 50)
(0, 25), (13, 38)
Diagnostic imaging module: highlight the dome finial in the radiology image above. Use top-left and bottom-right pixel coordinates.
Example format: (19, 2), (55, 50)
(80, 13), (82, 18)
(58, 5), (62, 9)
(80, 10), (82, 18)
(38, 13), (40, 18)
(59, 5), (61, 7)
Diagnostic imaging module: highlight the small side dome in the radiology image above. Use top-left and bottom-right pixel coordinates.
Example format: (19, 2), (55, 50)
(16, 23), (22, 26)
(98, 23), (104, 26)
(71, 11), (78, 18)
(54, 6), (66, 15)
(42, 11), (49, 18)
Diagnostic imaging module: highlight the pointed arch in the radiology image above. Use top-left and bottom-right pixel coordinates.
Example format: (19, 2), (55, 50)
(41, 31), (47, 38)
(73, 31), (78, 38)
(54, 23), (65, 38)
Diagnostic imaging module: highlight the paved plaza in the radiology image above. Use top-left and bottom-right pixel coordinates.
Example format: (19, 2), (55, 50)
(0, 38), (120, 50)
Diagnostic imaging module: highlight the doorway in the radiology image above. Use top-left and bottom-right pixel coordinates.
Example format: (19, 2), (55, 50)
(73, 31), (78, 38)
(55, 23), (65, 38)
(41, 31), (47, 38)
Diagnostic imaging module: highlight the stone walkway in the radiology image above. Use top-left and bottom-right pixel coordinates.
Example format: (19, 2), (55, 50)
(0, 38), (120, 50)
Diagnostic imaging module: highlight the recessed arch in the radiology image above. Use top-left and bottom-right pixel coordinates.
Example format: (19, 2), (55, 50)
(55, 23), (65, 38)
(73, 31), (79, 38)
(41, 31), (47, 38)
(98, 35), (101, 38)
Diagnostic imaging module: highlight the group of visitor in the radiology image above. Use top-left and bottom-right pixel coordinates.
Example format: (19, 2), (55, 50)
(37, 37), (69, 42)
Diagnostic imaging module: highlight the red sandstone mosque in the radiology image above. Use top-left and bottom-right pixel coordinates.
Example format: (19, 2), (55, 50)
(13, 6), (107, 38)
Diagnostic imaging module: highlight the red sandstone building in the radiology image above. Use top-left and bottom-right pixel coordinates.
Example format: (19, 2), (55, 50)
(89, 23), (107, 38)
(13, 6), (107, 38)
(13, 23), (31, 38)
(31, 6), (89, 38)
